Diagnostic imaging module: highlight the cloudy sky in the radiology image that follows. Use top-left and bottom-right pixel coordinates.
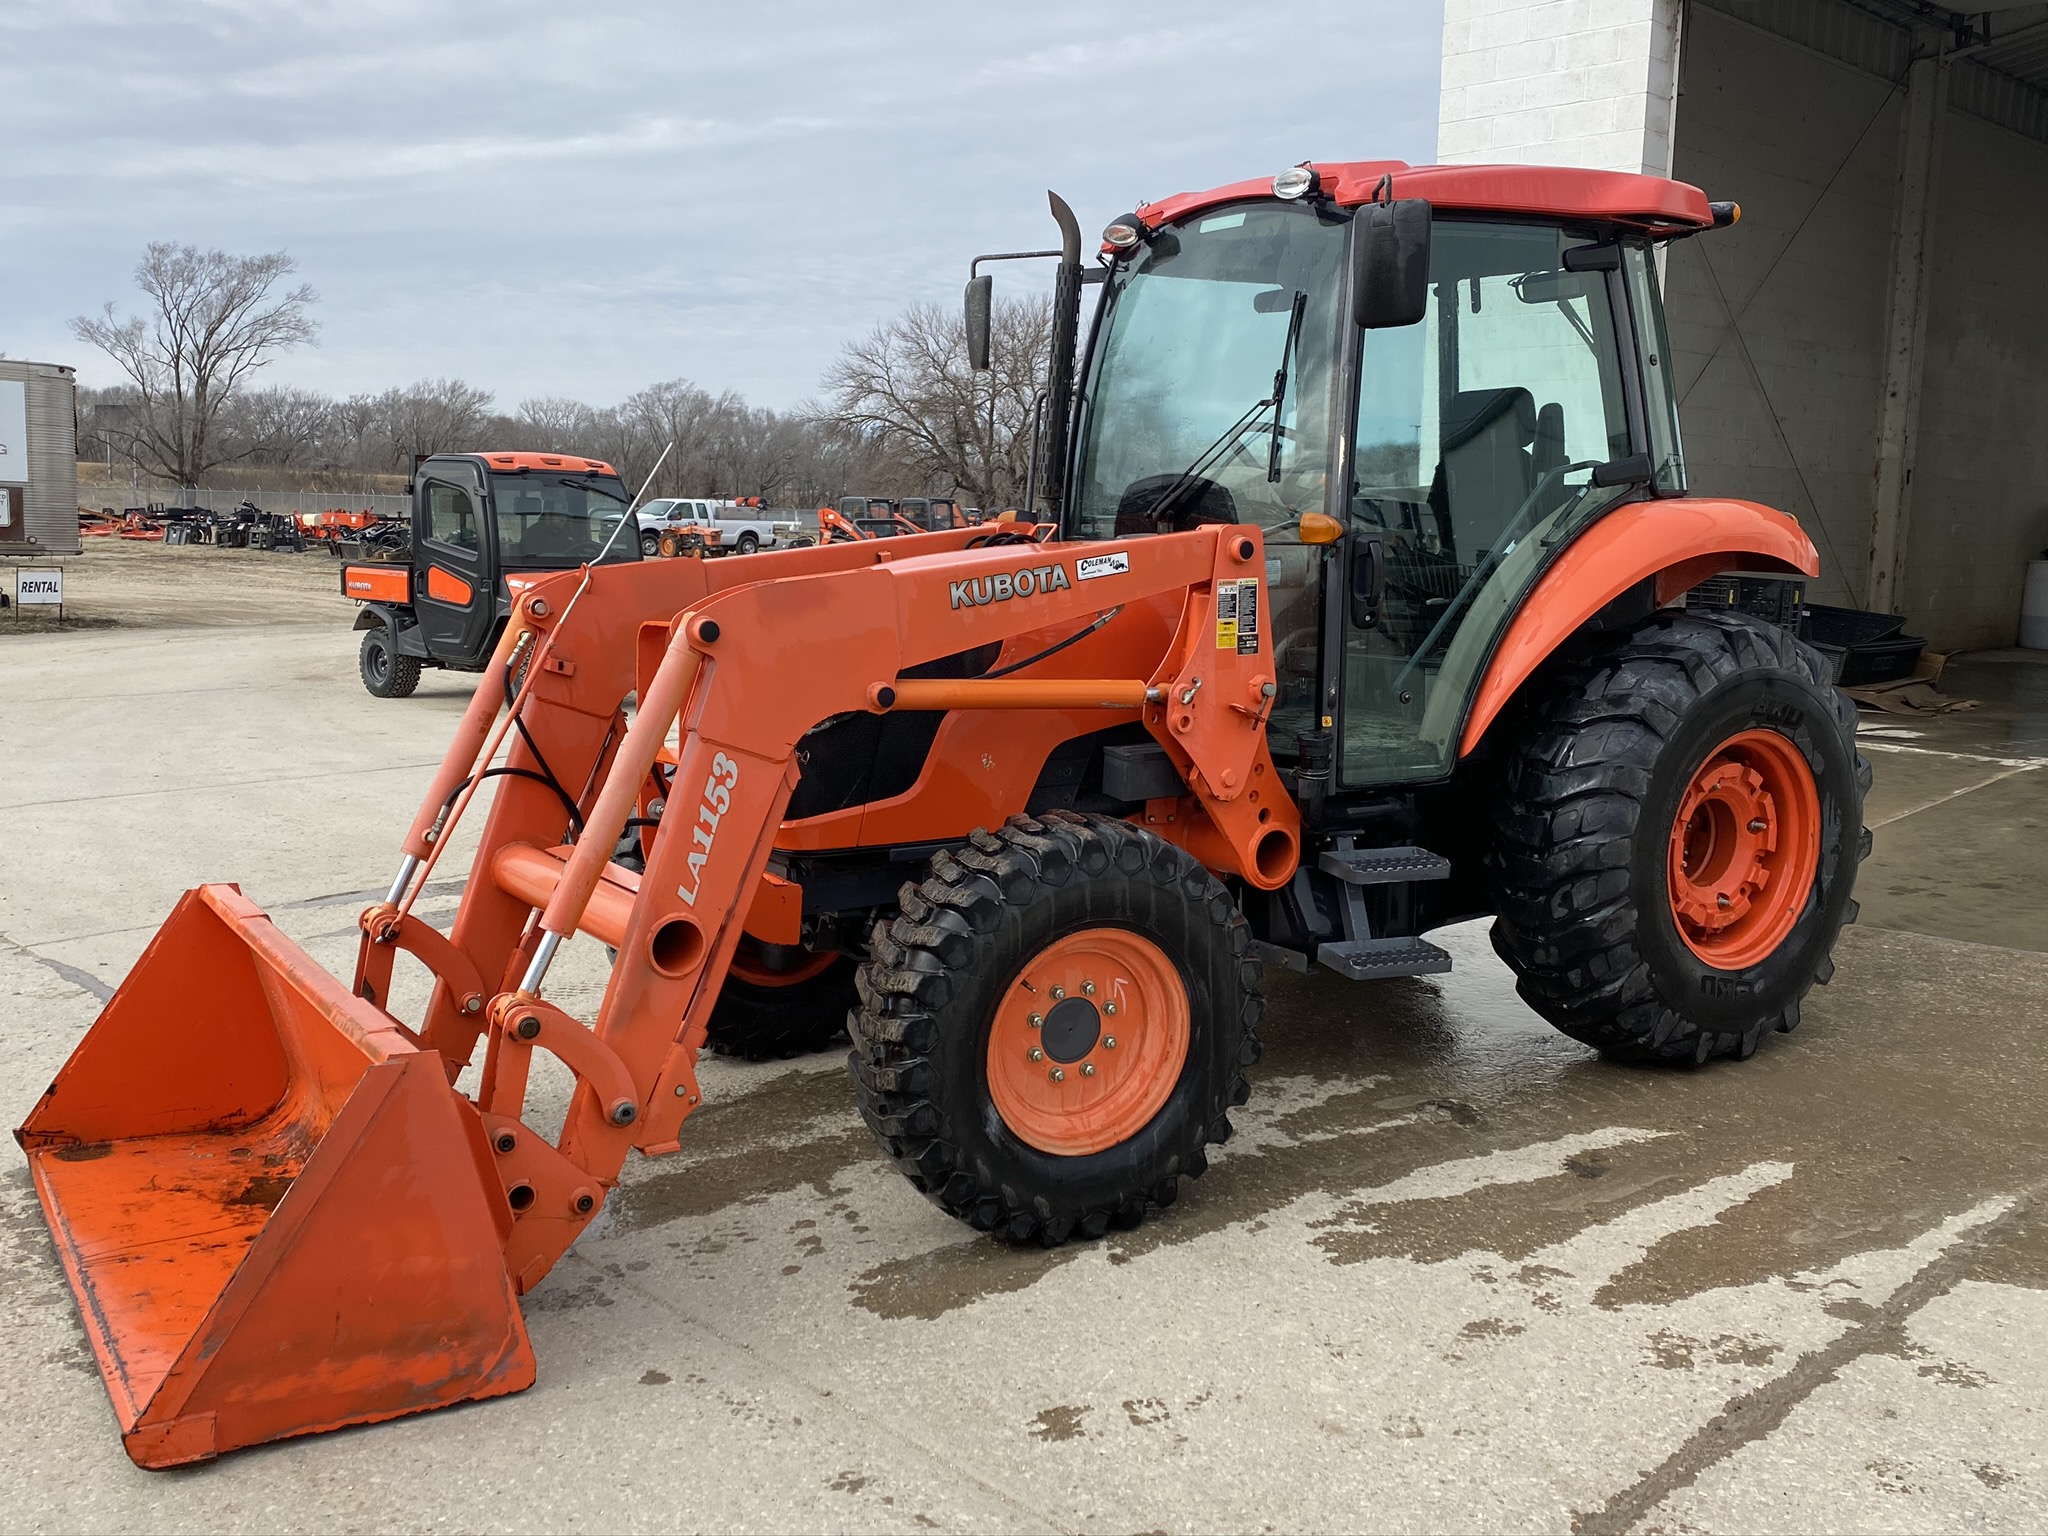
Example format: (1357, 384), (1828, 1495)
(3, 1), (1443, 413)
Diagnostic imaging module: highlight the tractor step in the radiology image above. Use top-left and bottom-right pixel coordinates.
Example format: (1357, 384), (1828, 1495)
(1318, 845), (1452, 885)
(1315, 937), (1454, 980)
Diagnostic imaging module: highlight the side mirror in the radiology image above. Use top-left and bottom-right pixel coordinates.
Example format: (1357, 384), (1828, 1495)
(1353, 199), (1431, 329)
(964, 274), (993, 371)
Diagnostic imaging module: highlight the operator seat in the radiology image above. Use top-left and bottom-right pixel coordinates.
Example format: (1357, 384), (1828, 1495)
(1430, 387), (1536, 562)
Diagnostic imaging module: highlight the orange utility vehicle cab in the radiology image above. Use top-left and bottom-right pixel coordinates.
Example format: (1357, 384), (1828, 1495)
(340, 451), (639, 697)
(22, 160), (1868, 1469)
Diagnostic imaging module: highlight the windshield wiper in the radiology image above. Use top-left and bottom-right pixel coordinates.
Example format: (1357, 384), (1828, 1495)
(1266, 291), (1307, 483)
(1143, 289), (1307, 525)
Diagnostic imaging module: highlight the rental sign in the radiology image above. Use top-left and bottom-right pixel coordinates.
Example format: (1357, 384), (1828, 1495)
(10, 568), (62, 606)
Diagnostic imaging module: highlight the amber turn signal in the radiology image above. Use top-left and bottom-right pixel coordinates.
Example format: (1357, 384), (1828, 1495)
(1298, 512), (1343, 545)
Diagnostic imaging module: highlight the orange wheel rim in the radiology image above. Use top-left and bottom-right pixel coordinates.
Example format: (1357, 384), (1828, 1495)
(1667, 728), (1820, 970)
(986, 928), (1190, 1157)
(727, 937), (837, 988)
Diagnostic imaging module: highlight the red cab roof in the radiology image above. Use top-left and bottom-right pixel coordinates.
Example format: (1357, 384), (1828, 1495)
(1133, 160), (1713, 236)
(464, 451), (620, 476)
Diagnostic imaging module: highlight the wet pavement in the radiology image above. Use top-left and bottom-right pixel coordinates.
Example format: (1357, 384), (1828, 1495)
(0, 622), (2044, 1533)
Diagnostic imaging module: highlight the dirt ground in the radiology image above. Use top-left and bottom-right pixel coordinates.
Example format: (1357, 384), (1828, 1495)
(1, 538), (356, 634)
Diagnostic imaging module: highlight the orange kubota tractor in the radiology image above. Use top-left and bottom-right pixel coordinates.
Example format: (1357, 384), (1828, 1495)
(19, 160), (1868, 1467)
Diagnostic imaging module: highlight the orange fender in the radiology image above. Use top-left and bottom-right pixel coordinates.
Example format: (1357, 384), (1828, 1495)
(1460, 498), (1817, 756)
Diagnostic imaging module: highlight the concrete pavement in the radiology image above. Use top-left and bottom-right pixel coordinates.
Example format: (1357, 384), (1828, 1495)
(1, 613), (2043, 1534)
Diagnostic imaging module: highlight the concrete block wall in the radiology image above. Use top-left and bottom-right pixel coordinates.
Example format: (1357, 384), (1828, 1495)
(1438, 0), (1684, 174)
(1662, 6), (1899, 610)
(1904, 113), (2048, 650)
(1668, 6), (2048, 647)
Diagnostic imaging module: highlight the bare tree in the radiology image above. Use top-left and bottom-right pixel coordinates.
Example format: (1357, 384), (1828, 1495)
(376, 378), (494, 467)
(516, 396), (601, 449)
(821, 294), (1050, 507)
(220, 384), (334, 466)
(71, 244), (318, 485)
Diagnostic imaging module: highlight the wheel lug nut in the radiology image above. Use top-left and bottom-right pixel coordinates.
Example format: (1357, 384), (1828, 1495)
(1103, 1036), (1117, 1050)
(1081, 1062), (1096, 1077)
(1104, 1002), (1118, 1017)
(1717, 893), (1732, 910)
(1081, 980), (1096, 996)
(1049, 1067), (1065, 1083)
(1049, 986), (1065, 1001)
(1748, 818), (1767, 833)
(1027, 1047), (1044, 1062)
(1027, 1013), (1042, 1028)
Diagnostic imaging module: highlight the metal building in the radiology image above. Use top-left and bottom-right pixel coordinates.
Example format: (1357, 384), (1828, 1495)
(1440, 0), (2048, 650)
(0, 359), (81, 556)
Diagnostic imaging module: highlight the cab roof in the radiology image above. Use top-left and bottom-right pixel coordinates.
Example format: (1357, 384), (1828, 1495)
(1133, 160), (1714, 237)
(447, 451), (620, 476)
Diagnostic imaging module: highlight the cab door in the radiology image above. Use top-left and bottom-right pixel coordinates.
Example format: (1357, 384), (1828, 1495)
(1339, 221), (1642, 787)
(412, 469), (494, 664)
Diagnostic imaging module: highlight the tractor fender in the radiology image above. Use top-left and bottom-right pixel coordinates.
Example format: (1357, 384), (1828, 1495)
(1458, 497), (1817, 756)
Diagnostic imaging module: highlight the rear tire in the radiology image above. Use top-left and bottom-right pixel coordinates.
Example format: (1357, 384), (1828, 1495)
(736, 532), (759, 555)
(1489, 610), (1870, 1064)
(359, 627), (422, 699)
(849, 813), (1261, 1245)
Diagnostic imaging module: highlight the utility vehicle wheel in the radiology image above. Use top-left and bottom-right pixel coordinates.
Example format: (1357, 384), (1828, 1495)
(850, 813), (1261, 1245)
(359, 627), (421, 699)
(735, 532), (759, 555)
(704, 938), (857, 1060)
(1490, 610), (1871, 1065)
(640, 529), (660, 557)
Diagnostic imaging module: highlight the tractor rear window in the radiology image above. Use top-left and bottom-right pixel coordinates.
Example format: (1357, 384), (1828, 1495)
(489, 474), (637, 566)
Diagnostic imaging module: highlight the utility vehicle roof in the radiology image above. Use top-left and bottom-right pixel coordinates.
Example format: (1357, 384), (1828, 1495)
(446, 451), (620, 476)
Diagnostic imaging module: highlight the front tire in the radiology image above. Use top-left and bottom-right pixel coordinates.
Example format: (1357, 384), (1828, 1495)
(359, 626), (421, 698)
(704, 940), (857, 1060)
(1490, 610), (1870, 1064)
(850, 813), (1262, 1245)
(640, 529), (660, 557)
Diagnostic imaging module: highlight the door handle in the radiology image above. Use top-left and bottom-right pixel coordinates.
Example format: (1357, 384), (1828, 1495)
(1349, 533), (1385, 629)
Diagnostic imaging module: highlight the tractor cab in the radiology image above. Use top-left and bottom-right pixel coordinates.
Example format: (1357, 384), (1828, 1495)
(1058, 165), (1718, 799)
(342, 450), (637, 696)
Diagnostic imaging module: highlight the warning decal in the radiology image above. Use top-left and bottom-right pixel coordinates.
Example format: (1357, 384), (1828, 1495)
(1215, 578), (1260, 653)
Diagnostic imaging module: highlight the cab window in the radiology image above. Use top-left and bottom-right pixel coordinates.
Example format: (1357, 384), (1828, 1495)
(425, 483), (479, 550)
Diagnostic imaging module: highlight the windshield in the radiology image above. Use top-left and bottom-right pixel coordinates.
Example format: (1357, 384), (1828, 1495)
(1071, 199), (1347, 539)
(489, 473), (636, 566)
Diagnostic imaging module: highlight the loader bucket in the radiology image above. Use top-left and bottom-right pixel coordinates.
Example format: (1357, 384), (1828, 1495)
(15, 884), (534, 1468)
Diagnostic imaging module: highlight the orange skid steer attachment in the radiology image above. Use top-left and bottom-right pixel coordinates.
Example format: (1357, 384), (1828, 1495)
(15, 884), (533, 1467)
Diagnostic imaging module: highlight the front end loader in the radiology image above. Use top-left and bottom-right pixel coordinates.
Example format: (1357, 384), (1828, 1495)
(21, 159), (1868, 1466)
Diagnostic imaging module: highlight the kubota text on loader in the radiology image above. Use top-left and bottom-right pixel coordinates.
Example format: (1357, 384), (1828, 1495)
(19, 159), (1868, 1467)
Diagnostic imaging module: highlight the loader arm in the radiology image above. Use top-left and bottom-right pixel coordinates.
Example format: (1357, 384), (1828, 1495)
(376, 523), (1296, 1289)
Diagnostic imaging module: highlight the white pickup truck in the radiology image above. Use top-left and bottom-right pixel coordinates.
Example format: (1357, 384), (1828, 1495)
(633, 497), (805, 557)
